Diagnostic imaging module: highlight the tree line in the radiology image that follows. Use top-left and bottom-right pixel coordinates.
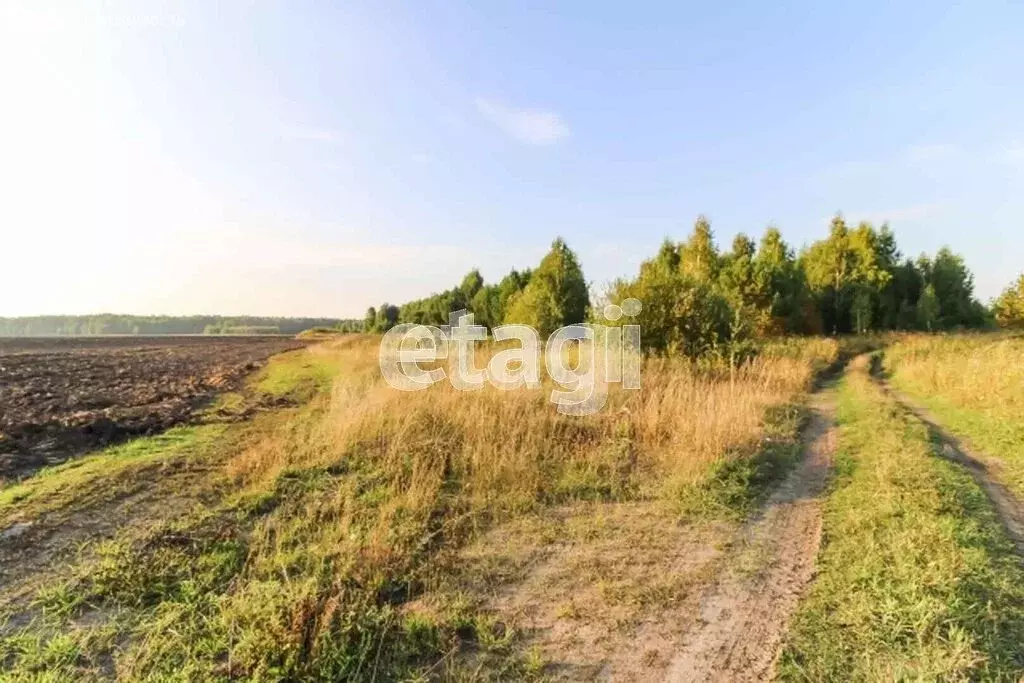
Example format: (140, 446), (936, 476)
(367, 215), (1005, 360)
(605, 214), (991, 358)
(364, 237), (588, 337)
(9, 218), (1012, 350)
(0, 315), (358, 337)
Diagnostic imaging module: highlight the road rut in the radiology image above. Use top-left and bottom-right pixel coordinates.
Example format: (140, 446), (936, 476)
(664, 388), (838, 682)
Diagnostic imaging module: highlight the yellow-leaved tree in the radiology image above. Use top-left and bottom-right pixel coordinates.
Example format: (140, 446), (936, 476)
(994, 273), (1024, 329)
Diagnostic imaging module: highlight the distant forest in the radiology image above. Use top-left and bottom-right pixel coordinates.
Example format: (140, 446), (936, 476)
(0, 315), (362, 337)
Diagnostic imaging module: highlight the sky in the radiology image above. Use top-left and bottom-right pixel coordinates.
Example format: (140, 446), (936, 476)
(1, 0), (1023, 318)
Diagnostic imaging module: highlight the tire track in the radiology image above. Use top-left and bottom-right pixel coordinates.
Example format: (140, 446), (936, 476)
(664, 387), (839, 682)
(873, 373), (1024, 557)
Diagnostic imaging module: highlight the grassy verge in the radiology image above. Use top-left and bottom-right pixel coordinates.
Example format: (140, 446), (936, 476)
(673, 401), (806, 520)
(253, 342), (345, 400)
(886, 333), (1024, 497)
(0, 343), (344, 530)
(0, 426), (227, 529)
(778, 356), (1024, 681)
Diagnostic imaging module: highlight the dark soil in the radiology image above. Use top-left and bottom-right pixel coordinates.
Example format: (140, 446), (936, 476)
(0, 336), (303, 481)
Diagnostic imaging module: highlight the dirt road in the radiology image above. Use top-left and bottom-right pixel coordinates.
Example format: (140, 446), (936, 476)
(466, 374), (843, 681)
(664, 388), (837, 681)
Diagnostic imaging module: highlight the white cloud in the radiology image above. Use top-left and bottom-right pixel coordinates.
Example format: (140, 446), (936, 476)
(474, 97), (570, 145)
(281, 125), (344, 144)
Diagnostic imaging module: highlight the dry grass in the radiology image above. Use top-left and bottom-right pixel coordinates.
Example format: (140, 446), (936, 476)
(230, 335), (836, 508)
(885, 333), (1024, 411)
(211, 336), (832, 677)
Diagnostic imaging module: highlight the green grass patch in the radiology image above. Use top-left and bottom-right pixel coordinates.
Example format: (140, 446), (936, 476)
(0, 427), (538, 681)
(890, 386), (1024, 500)
(674, 402), (806, 520)
(778, 365), (1024, 681)
(0, 425), (226, 527)
(253, 348), (342, 401)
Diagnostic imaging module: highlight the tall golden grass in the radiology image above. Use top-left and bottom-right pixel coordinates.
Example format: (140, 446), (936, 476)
(213, 335), (839, 676)
(229, 335), (838, 514)
(886, 333), (1024, 413)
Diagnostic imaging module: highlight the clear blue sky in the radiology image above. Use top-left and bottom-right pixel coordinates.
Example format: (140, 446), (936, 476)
(2, 1), (1022, 317)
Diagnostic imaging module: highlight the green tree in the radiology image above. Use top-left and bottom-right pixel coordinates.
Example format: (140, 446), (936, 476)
(375, 304), (399, 332)
(606, 268), (732, 359)
(753, 227), (811, 334)
(885, 259), (925, 329)
(803, 217), (894, 334)
(871, 225), (907, 328)
(719, 234), (757, 301)
(504, 238), (588, 336)
(851, 287), (873, 334)
(460, 269), (484, 301)
(470, 286), (500, 329)
(496, 268), (532, 322)
(719, 233), (770, 336)
(678, 215), (720, 284)
(848, 222), (894, 327)
(651, 238), (681, 275)
(364, 307), (378, 332)
(930, 247), (983, 328)
(802, 215), (856, 334)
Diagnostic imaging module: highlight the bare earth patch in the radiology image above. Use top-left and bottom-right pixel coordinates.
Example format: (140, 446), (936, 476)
(0, 340), (307, 623)
(0, 336), (303, 481)
(439, 503), (736, 680)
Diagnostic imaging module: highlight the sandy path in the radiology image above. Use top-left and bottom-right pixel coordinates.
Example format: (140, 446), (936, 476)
(664, 388), (838, 682)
